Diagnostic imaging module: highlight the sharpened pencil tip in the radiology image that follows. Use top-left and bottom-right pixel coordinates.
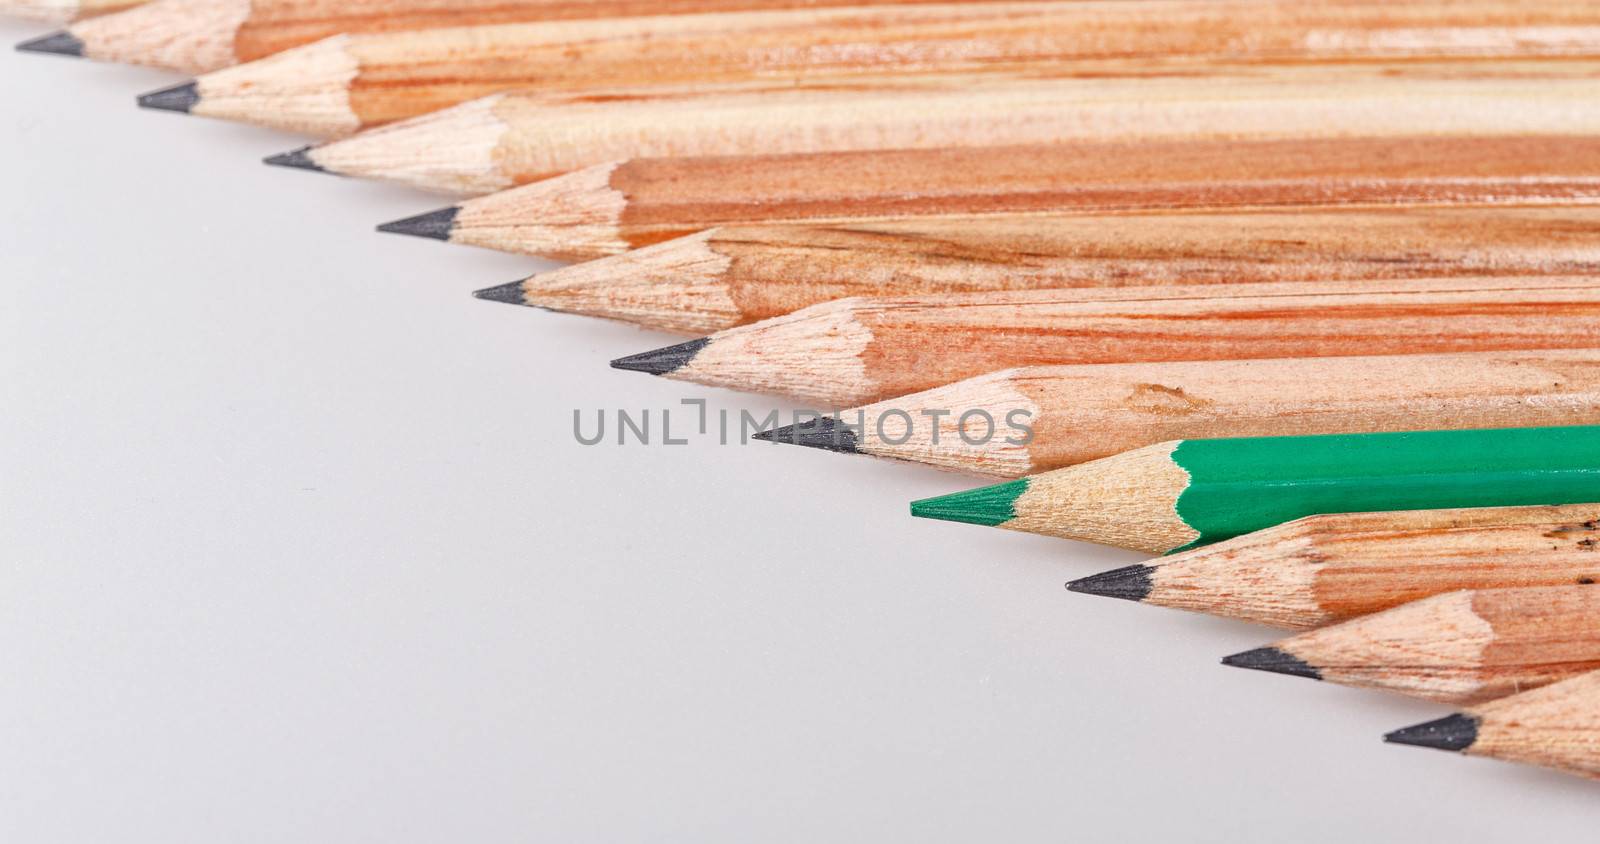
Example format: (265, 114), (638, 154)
(378, 206), (459, 241)
(909, 478), (1028, 527)
(1220, 646), (1323, 680)
(136, 81), (200, 114)
(610, 338), (708, 376)
(754, 418), (860, 453)
(1385, 714), (1481, 752)
(1066, 564), (1156, 602)
(16, 31), (83, 57)
(472, 281), (528, 305)
(263, 146), (327, 173)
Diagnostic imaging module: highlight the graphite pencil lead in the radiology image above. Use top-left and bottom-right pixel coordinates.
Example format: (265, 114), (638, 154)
(753, 418), (859, 453)
(472, 281), (528, 306)
(1220, 647), (1323, 680)
(263, 146), (327, 173)
(136, 81), (198, 113)
(377, 207), (459, 241)
(1385, 714), (1481, 752)
(610, 338), (708, 376)
(1066, 565), (1156, 602)
(16, 31), (82, 56)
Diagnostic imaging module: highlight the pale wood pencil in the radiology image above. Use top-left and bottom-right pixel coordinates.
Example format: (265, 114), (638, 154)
(3, 0), (140, 23)
(1387, 668), (1600, 780)
(1069, 503), (1600, 629)
(389, 135), (1600, 260)
(1224, 586), (1600, 705)
(20, 0), (996, 72)
(753, 350), (1600, 479)
(147, 0), (1600, 136)
(474, 203), (1600, 333)
(269, 60), (1600, 193)
(605, 277), (1600, 407)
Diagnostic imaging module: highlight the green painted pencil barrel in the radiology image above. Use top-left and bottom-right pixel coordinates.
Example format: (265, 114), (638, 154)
(910, 425), (1600, 553)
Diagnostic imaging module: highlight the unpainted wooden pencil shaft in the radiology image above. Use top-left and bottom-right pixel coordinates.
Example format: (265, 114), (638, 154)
(182, 0), (1600, 135)
(435, 135), (1600, 260)
(293, 61), (1600, 193)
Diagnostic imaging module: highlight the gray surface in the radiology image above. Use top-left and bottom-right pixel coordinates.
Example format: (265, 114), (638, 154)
(2, 24), (1596, 841)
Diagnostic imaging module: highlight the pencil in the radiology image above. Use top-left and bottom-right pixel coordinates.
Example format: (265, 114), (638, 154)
(18, 0), (985, 72)
(606, 277), (1600, 407)
(1222, 586), (1600, 704)
(1068, 503), (1600, 629)
(140, 0), (1600, 137)
(384, 135), (1600, 260)
(908, 424), (1600, 555)
(473, 205), (1600, 332)
(752, 350), (1600, 479)
(264, 60), (1600, 194)
(1386, 668), (1600, 780)
(4, 0), (139, 23)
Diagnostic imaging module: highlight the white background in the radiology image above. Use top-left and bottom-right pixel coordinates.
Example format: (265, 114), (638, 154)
(3, 22), (1597, 840)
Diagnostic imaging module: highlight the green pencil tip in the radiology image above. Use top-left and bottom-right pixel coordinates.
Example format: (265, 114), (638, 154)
(909, 478), (1029, 527)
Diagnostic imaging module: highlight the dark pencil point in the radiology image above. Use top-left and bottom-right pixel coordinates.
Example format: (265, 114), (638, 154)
(752, 417), (859, 452)
(610, 338), (709, 376)
(1066, 564), (1156, 602)
(377, 206), (459, 241)
(263, 146), (327, 173)
(16, 31), (83, 57)
(136, 81), (200, 114)
(472, 280), (528, 306)
(1385, 714), (1481, 753)
(1220, 646), (1323, 680)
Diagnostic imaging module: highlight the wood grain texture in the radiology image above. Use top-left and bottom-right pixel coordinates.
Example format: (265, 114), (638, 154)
(187, 0), (1600, 135)
(511, 205), (1600, 334)
(1132, 503), (1600, 629)
(1444, 669), (1600, 779)
(626, 277), (1600, 406)
(3, 0), (141, 23)
(818, 350), (1600, 479)
(299, 60), (1600, 192)
(1268, 586), (1600, 704)
(444, 135), (1600, 260)
(65, 0), (1006, 73)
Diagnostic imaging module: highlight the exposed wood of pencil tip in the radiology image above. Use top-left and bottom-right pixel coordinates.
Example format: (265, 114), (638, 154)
(279, 61), (1600, 194)
(422, 135), (1600, 261)
(1068, 502), (1600, 629)
(1223, 586), (1600, 704)
(3, 0), (140, 24)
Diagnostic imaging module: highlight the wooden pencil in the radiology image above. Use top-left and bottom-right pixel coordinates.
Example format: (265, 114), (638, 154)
(604, 277), (1600, 407)
(908, 424), (1600, 555)
(18, 0), (993, 72)
(386, 135), (1600, 260)
(475, 206), (1600, 333)
(3, 0), (140, 23)
(140, 0), (1600, 137)
(1222, 586), (1600, 705)
(1386, 668), (1600, 780)
(265, 60), (1600, 194)
(752, 350), (1600, 479)
(1068, 504), (1600, 630)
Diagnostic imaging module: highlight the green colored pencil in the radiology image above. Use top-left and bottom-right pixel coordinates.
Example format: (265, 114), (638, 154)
(909, 425), (1600, 554)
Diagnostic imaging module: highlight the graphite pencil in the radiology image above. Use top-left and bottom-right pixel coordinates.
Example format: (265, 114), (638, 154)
(265, 61), (1600, 194)
(606, 277), (1600, 407)
(18, 0), (995, 72)
(908, 424), (1600, 554)
(753, 350), (1600, 479)
(1222, 586), (1600, 704)
(1068, 503), (1600, 629)
(1386, 668), (1600, 780)
(3, 0), (139, 23)
(386, 135), (1600, 260)
(141, 0), (1600, 137)
(474, 206), (1600, 332)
